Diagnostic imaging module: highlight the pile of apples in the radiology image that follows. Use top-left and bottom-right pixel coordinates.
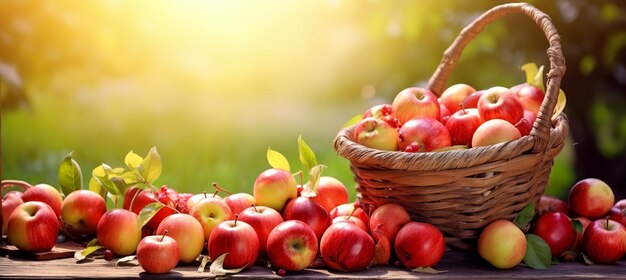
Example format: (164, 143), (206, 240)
(477, 178), (626, 269)
(1, 140), (448, 275)
(353, 64), (558, 152)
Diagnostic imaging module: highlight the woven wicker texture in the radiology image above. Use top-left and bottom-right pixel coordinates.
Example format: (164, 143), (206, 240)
(333, 2), (569, 250)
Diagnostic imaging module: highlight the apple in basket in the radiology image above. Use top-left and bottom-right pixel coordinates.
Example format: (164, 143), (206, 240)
(353, 117), (399, 151)
(471, 119), (521, 147)
(398, 117), (451, 152)
(363, 104), (400, 128)
(439, 83), (476, 114)
(391, 87), (440, 125)
(477, 86), (524, 125)
(445, 107), (483, 146)
(510, 83), (545, 114)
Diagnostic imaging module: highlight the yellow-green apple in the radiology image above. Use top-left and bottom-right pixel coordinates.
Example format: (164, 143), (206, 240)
(60, 190), (107, 237)
(7, 201), (59, 252)
(398, 117), (451, 152)
(190, 196), (233, 241)
(224, 193), (256, 216)
(253, 168), (298, 212)
(239, 205), (283, 256)
(391, 87), (440, 125)
(537, 195), (570, 216)
(394, 222), (445, 268)
(136, 231), (180, 274)
(439, 83), (476, 113)
(156, 213), (205, 263)
(461, 89), (485, 109)
(568, 178), (614, 219)
(353, 117), (399, 151)
(329, 203), (368, 225)
(363, 104), (399, 128)
(186, 192), (222, 212)
(310, 176), (349, 213)
(510, 83), (545, 113)
(283, 196), (330, 242)
(516, 110), (537, 136)
(266, 220), (318, 271)
(368, 203), (411, 246)
(477, 219), (526, 269)
(208, 216), (259, 269)
(97, 209), (142, 256)
(320, 221), (375, 272)
(21, 183), (63, 218)
(471, 119), (522, 147)
(2, 191), (23, 235)
(445, 108), (483, 146)
(582, 218), (626, 264)
(533, 211), (576, 257)
(477, 86), (524, 125)
(571, 216), (592, 251)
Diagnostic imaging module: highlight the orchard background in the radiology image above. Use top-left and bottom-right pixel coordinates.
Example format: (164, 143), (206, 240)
(1, 0), (625, 200)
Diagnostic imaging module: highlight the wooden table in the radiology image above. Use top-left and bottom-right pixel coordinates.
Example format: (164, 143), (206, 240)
(2, 245), (625, 279)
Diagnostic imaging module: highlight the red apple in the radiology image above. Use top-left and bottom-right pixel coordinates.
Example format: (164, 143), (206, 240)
(471, 119), (522, 147)
(239, 205), (284, 256)
(60, 190), (107, 237)
(208, 217), (259, 269)
(137, 231), (180, 274)
(533, 211), (576, 257)
(224, 193), (256, 216)
(445, 108), (483, 146)
(127, 186), (178, 230)
(477, 219), (527, 269)
(614, 199), (626, 211)
(353, 117), (399, 151)
(394, 222), (445, 268)
(7, 201), (59, 252)
(398, 117), (451, 152)
(2, 191), (23, 236)
(439, 103), (451, 125)
(461, 90), (485, 109)
(608, 207), (626, 228)
(329, 203), (369, 225)
(190, 196), (233, 241)
(97, 209), (142, 256)
(156, 213), (205, 264)
(439, 83), (476, 114)
(253, 168), (298, 212)
(477, 86), (524, 125)
(122, 185), (141, 210)
(320, 222), (375, 272)
(283, 196), (331, 242)
(21, 183), (63, 218)
(582, 218), (626, 264)
(537, 195), (570, 216)
(332, 214), (368, 233)
(568, 178), (614, 219)
(511, 83), (545, 114)
(363, 104), (399, 128)
(515, 110), (537, 136)
(391, 87), (440, 125)
(368, 203), (411, 246)
(266, 220), (318, 271)
(571, 216), (592, 252)
(310, 176), (349, 213)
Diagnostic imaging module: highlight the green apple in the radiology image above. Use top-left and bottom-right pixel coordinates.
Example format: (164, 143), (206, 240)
(190, 196), (232, 241)
(477, 219), (526, 269)
(253, 168), (297, 212)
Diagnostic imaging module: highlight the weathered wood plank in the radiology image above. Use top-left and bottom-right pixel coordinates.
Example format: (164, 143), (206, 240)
(0, 242), (83, 261)
(1, 248), (626, 279)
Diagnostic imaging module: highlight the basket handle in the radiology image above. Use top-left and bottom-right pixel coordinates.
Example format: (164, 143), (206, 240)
(427, 2), (566, 153)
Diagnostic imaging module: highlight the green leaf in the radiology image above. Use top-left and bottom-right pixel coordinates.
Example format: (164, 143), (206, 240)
(198, 255), (211, 273)
(93, 164), (121, 196)
(58, 152), (83, 196)
(86, 238), (99, 247)
(298, 135), (318, 172)
(410, 267), (448, 274)
(513, 202), (536, 229)
(572, 219), (583, 233)
(343, 114), (363, 128)
(301, 164), (326, 198)
(210, 253), (247, 276)
(124, 151), (143, 171)
(74, 245), (103, 261)
(142, 147), (162, 183)
(88, 176), (107, 199)
(524, 234), (552, 269)
(266, 147), (290, 172)
(137, 202), (163, 228)
(115, 255), (137, 267)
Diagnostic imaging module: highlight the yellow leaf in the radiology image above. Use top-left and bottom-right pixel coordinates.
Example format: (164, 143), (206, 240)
(266, 147), (290, 172)
(210, 253), (247, 276)
(124, 151), (143, 170)
(552, 89), (567, 121)
(142, 147), (162, 183)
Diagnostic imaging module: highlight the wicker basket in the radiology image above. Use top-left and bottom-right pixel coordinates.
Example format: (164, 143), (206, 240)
(333, 2), (569, 251)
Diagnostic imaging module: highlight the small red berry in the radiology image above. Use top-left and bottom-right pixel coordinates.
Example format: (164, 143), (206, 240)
(104, 249), (114, 261)
(277, 268), (287, 277)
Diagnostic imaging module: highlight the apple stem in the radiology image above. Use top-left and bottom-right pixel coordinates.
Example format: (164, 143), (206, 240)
(1, 180), (33, 192)
(460, 103), (466, 114)
(606, 216), (610, 229)
(160, 230), (168, 242)
(347, 207), (356, 220)
(234, 214), (239, 227)
(252, 204), (258, 213)
(212, 190), (220, 198)
(212, 182), (232, 196)
(203, 191), (207, 198)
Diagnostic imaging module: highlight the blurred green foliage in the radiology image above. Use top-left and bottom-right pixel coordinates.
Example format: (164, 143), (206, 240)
(1, 0), (625, 200)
